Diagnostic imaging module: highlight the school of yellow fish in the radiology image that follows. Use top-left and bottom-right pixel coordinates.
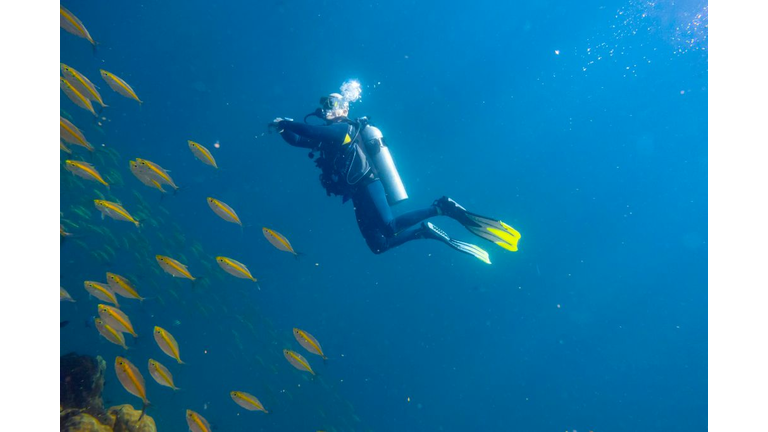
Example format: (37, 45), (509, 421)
(61, 6), (350, 432)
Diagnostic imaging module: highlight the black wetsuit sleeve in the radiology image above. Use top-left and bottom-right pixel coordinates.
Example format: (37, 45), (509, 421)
(280, 128), (316, 149)
(279, 121), (350, 149)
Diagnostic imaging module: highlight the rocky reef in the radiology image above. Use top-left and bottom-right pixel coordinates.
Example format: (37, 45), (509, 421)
(60, 353), (156, 432)
(108, 405), (157, 432)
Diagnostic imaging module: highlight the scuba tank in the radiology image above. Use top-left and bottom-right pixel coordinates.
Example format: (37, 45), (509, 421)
(301, 109), (408, 204)
(360, 125), (408, 205)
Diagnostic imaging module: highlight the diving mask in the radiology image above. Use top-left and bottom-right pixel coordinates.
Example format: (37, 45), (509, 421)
(320, 93), (348, 119)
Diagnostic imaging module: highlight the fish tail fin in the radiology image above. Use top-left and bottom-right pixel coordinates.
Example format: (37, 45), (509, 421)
(137, 401), (148, 422)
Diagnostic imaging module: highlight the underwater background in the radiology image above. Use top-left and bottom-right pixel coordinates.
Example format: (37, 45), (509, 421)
(60, 0), (708, 431)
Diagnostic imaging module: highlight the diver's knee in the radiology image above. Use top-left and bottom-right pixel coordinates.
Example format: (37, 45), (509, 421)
(364, 236), (389, 254)
(370, 246), (386, 255)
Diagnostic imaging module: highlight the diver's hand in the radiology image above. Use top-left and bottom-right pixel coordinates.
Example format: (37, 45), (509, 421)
(267, 117), (292, 134)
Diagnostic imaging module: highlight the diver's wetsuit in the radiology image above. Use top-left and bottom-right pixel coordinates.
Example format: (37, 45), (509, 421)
(278, 119), (437, 254)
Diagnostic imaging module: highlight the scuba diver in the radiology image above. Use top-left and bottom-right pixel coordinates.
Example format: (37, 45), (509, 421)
(269, 88), (520, 264)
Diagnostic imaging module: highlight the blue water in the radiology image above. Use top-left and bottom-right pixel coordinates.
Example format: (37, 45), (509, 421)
(60, 0), (708, 430)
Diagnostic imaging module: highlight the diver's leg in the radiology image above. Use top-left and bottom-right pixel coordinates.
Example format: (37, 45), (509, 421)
(352, 185), (489, 262)
(353, 181), (430, 253)
(362, 180), (437, 235)
(374, 221), (491, 263)
(391, 206), (438, 233)
(352, 182), (390, 254)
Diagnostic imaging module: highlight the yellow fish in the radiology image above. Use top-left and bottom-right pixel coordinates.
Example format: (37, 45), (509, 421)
(293, 328), (328, 360)
(188, 141), (218, 168)
(283, 349), (315, 375)
(154, 326), (184, 364)
(84, 281), (119, 307)
(61, 63), (106, 107)
(60, 76), (97, 117)
(114, 357), (149, 419)
(148, 359), (179, 390)
(60, 6), (95, 46)
(100, 70), (142, 104)
(94, 317), (127, 350)
(230, 391), (268, 413)
(207, 198), (241, 226)
(129, 160), (166, 193)
(106, 273), (145, 301)
(60, 224), (72, 237)
(263, 228), (298, 256)
(135, 158), (177, 190)
(94, 200), (140, 227)
(60, 287), (75, 302)
(97, 304), (137, 337)
(156, 255), (195, 280)
(60, 141), (72, 154)
(60, 117), (93, 151)
(186, 409), (211, 432)
(65, 160), (109, 188)
(216, 256), (257, 282)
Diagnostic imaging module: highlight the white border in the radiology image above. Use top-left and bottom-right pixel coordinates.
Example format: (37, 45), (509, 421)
(2, 1), (60, 430)
(709, 1), (768, 430)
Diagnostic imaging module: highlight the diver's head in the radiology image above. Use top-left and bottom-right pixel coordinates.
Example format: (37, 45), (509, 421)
(320, 93), (349, 121)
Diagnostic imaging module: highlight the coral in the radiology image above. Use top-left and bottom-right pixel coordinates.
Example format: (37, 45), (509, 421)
(60, 410), (112, 432)
(60, 353), (109, 423)
(108, 404), (157, 432)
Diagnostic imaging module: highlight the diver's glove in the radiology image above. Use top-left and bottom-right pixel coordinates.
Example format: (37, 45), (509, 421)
(267, 117), (293, 134)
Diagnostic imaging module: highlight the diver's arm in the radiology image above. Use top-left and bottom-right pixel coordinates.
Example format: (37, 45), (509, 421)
(278, 121), (351, 146)
(280, 129), (317, 149)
